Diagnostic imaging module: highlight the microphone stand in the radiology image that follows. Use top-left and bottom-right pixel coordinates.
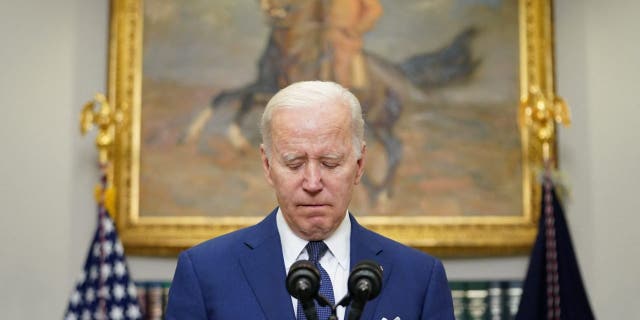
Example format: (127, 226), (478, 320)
(315, 294), (352, 320)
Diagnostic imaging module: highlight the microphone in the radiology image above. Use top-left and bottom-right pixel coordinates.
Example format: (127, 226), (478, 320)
(347, 260), (383, 320)
(286, 260), (320, 320)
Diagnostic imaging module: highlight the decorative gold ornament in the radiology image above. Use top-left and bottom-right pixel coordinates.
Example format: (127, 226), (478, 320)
(95, 182), (117, 215)
(81, 93), (121, 215)
(80, 93), (122, 165)
(519, 86), (570, 163)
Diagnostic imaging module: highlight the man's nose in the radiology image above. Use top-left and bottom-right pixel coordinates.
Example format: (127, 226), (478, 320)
(302, 163), (323, 193)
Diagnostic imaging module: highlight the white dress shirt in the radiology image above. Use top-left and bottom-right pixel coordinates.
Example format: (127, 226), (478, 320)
(277, 208), (351, 320)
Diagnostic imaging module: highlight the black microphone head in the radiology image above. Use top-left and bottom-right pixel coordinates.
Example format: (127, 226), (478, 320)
(348, 260), (383, 301)
(286, 260), (321, 300)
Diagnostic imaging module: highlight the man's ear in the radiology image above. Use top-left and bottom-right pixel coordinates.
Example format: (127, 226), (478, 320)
(354, 142), (366, 185)
(260, 144), (274, 186)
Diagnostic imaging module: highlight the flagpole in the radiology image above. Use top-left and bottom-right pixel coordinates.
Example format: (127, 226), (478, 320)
(97, 162), (108, 318)
(82, 94), (118, 317)
(65, 93), (142, 320)
(542, 159), (560, 320)
(517, 78), (572, 320)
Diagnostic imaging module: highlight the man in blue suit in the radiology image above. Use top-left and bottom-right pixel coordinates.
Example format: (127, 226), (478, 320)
(166, 81), (454, 320)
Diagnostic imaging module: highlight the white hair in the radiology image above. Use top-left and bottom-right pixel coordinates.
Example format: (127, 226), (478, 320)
(260, 81), (365, 158)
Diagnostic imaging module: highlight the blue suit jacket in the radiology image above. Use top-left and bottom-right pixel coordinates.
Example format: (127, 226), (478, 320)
(166, 209), (454, 320)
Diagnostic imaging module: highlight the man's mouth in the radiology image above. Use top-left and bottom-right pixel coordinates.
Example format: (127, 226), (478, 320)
(298, 203), (328, 207)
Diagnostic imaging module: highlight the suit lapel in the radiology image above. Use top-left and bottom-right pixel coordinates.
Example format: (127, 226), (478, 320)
(349, 214), (393, 320)
(237, 211), (393, 320)
(239, 211), (296, 320)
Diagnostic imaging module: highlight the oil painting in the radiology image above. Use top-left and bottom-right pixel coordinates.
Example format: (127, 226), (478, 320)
(108, 0), (557, 255)
(140, 0), (520, 218)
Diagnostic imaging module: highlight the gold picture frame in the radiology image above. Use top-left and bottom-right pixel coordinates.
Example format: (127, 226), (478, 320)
(103, 0), (563, 257)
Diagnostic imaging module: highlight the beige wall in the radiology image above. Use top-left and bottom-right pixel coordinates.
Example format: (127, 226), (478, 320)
(555, 0), (640, 317)
(0, 1), (104, 318)
(1, 0), (638, 318)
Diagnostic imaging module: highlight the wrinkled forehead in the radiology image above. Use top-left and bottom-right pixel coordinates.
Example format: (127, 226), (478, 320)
(271, 101), (351, 130)
(270, 106), (353, 149)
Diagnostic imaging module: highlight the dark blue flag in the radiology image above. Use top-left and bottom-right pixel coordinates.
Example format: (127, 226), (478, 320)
(64, 172), (141, 320)
(516, 172), (595, 320)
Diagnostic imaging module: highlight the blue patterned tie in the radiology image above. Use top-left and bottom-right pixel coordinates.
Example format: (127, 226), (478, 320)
(297, 241), (335, 320)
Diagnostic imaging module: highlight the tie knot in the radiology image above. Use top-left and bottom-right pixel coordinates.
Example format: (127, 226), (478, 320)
(306, 241), (329, 263)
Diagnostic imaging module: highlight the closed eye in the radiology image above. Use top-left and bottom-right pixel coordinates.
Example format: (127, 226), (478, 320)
(322, 161), (339, 169)
(287, 163), (303, 170)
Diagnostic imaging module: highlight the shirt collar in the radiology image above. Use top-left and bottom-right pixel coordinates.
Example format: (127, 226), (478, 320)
(276, 207), (351, 271)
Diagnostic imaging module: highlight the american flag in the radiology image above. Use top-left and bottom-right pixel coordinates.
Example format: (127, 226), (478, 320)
(64, 172), (141, 320)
